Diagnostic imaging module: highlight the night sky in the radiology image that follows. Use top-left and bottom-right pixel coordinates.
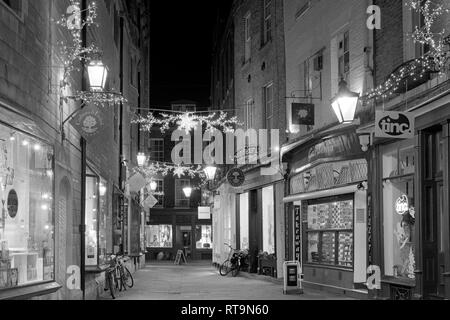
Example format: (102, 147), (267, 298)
(149, 0), (233, 109)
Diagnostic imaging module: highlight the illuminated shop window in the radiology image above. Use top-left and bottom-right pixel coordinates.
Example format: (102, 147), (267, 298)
(262, 186), (275, 254)
(146, 225), (173, 248)
(0, 125), (54, 290)
(382, 141), (416, 279)
(305, 195), (354, 268)
(195, 225), (212, 249)
(85, 168), (108, 267)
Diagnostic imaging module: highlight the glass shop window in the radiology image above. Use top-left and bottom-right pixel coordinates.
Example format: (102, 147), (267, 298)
(146, 225), (173, 248)
(381, 140), (416, 280)
(85, 168), (108, 267)
(195, 225), (212, 249)
(0, 125), (55, 290)
(262, 186), (275, 254)
(239, 193), (249, 251)
(304, 195), (354, 268)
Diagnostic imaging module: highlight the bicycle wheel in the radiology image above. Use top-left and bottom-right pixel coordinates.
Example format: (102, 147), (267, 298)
(219, 260), (233, 276)
(121, 266), (134, 289)
(107, 272), (116, 299)
(231, 262), (240, 277)
(115, 266), (124, 292)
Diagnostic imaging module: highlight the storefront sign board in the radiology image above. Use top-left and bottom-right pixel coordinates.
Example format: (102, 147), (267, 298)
(198, 206), (211, 220)
(375, 111), (414, 139)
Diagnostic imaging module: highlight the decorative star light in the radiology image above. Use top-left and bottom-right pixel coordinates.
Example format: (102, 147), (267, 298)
(177, 113), (198, 134)
(173, 166), (187, 178)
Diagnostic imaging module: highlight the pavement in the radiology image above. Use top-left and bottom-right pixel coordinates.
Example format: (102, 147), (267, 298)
(108, 261), (355, 300)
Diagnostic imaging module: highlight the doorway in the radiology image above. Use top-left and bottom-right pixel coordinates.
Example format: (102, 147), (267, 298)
(176, 226), (193, 259)
(422, 125), (445, 299)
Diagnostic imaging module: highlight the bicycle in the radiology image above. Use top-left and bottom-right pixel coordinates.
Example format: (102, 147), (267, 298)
(104, 254), (134, 299)
(219, 243), (248, 277)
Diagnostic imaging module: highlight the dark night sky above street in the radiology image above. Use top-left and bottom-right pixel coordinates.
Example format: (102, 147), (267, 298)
(149, 0), (232, 109)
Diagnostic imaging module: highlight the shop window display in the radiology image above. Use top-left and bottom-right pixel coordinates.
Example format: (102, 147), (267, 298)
(146, 225), (173, 248)
(382, 141), (416, 279)
(0, 125), (54, 290)
(195, 225), (212, 249)
(305, 196), (354, 268)
(85, 168), (107, 267)
(262, 186), (275, 254)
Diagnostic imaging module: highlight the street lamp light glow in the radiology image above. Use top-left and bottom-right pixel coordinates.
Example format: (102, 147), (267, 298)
(331, 79), (360, 124)
(137, 153), (147, 167)
(87, 60), (108, 91)
(204, 166), (217, 181)
(149, 180), (158, 192)
(183, 187), (193, 198)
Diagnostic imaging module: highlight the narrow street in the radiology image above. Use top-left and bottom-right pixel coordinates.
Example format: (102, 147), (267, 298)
(109, 262), (354, 300)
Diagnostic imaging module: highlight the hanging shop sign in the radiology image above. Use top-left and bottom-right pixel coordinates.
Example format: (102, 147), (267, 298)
(395, 195), (409, 215)
(126, 173), (147, 194)
(198, 206), (211, 220)
(227, 168), (245, 188)
(70, 104), (106, 142)
(292, 103), (315, 126)
(375, 111), (414, 139)
(142, 195), (158, 211)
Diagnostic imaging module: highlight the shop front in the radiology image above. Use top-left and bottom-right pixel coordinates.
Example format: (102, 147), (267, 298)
(0, 110), (61, 299)
(370, 100), (450, 300)
(283, 128), (369, 296)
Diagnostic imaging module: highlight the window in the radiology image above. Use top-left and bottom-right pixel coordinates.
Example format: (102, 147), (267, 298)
(262, 186), (275, 254)
(195, 225), (212, 249)
(245, 99), (254, 130)
(305, 195), (354, 268)
(413, 0), (430, 58)
(172, 104), (196, 113)
(244, 12), (251, 63)
(381, 140), (416, 279)
(148, 139), (164, 162)
(239, 193), (249, 250)
(85, 167), (107, 267)
(264, 83), (274, 130)
(146, 225), (173, 248)
(263, 0), (272, 44)
(1, 0), (22, 17)
(175, 179), (190, 208)
(0, 124), (55, 289)
(338, 31), (350, 82)
(153, 180), (164, 207)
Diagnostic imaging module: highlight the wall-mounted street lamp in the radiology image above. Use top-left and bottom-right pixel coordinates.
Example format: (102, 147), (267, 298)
(183, 187), (193, 198)
(149, 180), (158, 192)
(203, 166), (217, 181)
(137, 153), (147, 167)
(87, 59), (108, 91)
(331, 79), (360, 124)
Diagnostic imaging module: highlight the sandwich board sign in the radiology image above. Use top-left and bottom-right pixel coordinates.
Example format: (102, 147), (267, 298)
(375, 111), (414, 139)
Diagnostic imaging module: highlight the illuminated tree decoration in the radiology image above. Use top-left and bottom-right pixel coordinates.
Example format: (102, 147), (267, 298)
(132, 111), (242, 134)
(365, 0), (450, 101)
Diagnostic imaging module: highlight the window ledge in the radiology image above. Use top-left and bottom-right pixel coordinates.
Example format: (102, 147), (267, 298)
(86, 265), (109, 274)
(303, 263), (354, 272)
(0, 282), (62, 300)
(381, 276), (416, 287)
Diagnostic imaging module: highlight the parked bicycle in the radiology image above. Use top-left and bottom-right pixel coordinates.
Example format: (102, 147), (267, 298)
(104, 254), (134, 299)
(219, 243), (249, 277)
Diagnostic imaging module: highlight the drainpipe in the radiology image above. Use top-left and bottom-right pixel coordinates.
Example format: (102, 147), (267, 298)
(80, 0), (87, 301)
(119, 15), (125, 254)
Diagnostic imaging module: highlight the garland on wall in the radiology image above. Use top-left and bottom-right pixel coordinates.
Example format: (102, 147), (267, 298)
(132, 111), (242, 134)
(54, 1), (127, 106)
(365, 0), (450, 101)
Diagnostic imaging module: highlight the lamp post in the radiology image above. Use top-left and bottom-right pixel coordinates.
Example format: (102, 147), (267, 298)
(137, 153), (147, 167)
(331, 79), (360, 124)
(87, 59), (108, 91)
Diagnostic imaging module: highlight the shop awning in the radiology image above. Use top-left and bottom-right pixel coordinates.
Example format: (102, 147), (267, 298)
(283, 185), (359, 203)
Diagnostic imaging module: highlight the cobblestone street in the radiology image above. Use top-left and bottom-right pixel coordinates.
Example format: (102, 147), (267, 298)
(109, 262), (354, 300)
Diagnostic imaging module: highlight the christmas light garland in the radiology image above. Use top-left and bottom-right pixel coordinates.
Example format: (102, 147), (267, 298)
(132, 162), (208, 186)
(68, 91), (127, 106)
(132, 111), (242, 134)
(365, 0), (450, 101)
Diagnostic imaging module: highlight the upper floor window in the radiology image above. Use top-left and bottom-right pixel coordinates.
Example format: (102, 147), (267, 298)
(175, 179), (191, 208)
(172, 104), (196, 113)
(244, 12), (252, 63)
(264, 83), (274, 130)
(148, 138), (164, 162)
(338, 31), (350, 82)
(245, 99), (254, 130)
(263, 0), (272, 44)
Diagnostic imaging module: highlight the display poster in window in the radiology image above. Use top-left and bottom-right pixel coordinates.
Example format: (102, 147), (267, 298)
(375, 111), (414, 139)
